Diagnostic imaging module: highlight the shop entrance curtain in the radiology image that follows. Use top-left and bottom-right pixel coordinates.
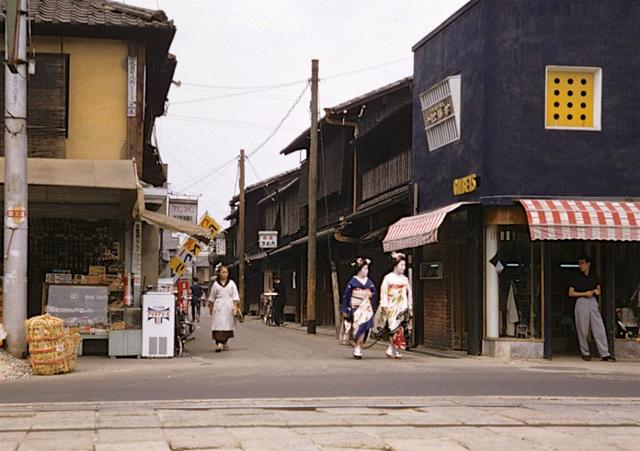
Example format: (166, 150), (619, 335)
(519, 199), (640, 241)
(382, 202), (469, 252)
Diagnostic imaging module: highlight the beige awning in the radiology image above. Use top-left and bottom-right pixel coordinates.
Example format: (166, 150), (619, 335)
(0, 158), (138, 190)
(139, 209), (211, 240)
(0, 157), (210, 239)
(134, 185), (211, 240)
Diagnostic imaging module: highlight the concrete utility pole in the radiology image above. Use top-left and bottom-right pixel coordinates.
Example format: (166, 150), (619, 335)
(306, 59), (319, 335)
(238, 149), (246, 313)
(4, 0), (29, 357)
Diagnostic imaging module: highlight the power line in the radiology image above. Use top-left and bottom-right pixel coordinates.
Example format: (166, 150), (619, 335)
(170, 82), (308, 106)
(247, 81), (310, 158)
(171, 81), (308, 197)
(172, 56), (411, 104)
(322, 56), (411, 80)
(163, 114), (303, 132)
(179, 79), (308, 91)
(173, 156), (238, 193)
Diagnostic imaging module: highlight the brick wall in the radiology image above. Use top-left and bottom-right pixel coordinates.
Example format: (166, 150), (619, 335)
(421, 213), (470, 350)
(422, 241), (453, 349)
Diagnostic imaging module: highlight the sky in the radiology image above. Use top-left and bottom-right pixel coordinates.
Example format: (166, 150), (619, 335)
(127, 0), (468, 224)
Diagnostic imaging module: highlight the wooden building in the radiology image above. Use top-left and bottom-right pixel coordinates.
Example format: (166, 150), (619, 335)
(226, 78), (413, 330)
(0, 1), (198, 343)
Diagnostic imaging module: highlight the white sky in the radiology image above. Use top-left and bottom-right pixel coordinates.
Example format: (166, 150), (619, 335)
(127, 0), (468, 223)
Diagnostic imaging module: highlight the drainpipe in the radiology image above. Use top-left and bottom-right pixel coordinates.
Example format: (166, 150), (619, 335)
(324, 109), (360, 213)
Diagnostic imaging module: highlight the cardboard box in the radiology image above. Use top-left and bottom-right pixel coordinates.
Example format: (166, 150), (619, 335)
(89, 266), (106, 276)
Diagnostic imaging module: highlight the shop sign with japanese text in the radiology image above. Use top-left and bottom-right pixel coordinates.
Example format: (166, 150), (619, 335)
(259, 231), (278, 249)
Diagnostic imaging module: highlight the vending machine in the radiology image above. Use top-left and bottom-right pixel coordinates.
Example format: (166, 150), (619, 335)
(142, 292), (175, 358)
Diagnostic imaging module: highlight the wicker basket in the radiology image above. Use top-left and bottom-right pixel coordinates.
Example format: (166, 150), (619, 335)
(25, 314), (80, 376)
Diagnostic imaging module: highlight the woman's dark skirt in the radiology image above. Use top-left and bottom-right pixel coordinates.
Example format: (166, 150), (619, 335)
(212, 330), (234, 344)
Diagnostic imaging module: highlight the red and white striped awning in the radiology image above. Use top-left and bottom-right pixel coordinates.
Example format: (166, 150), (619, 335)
(520, 199), (640, 241)
(382, 202), (469, 252)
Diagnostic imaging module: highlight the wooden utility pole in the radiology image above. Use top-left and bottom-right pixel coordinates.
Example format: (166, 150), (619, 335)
(306, 59), (319, 334)
(238, 149), (246, 312)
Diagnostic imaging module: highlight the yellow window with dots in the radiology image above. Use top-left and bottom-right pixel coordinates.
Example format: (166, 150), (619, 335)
(546, 68), (597, 129)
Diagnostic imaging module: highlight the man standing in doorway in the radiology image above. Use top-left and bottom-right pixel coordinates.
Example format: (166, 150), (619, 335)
(568, 255), (615, 362)
(272, 275), (286, 326)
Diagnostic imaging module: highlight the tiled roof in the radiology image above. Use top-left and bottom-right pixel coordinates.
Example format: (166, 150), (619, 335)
(0, 0), (173, 30)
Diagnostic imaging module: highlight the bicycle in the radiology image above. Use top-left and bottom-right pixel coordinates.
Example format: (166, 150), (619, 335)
(262, 294), (275, 326)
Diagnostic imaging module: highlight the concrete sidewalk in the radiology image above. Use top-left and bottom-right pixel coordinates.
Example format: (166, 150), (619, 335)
(1, 396), (639, 450)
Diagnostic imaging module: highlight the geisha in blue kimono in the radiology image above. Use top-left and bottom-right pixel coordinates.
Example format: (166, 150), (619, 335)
(340, 256), (377, 359)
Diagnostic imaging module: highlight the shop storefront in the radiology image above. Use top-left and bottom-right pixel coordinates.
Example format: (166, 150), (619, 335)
(384, 199), (640, 359)
(0, 158), (210, 357)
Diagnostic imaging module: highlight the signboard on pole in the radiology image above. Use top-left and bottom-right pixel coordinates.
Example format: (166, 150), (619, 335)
(5, 204), (26, 229)
(127, 56), (137, 117)
(169, 212), (221, 281)
(132, 221), (143, 288)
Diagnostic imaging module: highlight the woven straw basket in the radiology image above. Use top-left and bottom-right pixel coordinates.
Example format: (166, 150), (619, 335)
(25, 314), (80, 375)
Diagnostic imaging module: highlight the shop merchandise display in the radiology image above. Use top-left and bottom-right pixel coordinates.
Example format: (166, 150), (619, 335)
(30, 219), (138, 334)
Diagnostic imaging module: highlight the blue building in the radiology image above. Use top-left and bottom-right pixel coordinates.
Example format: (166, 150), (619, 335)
(384, 0), (640, 358)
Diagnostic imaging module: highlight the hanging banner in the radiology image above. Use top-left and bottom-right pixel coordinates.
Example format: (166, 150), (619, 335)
(132, 221), (143, 287)
(169, 212), (221, 281)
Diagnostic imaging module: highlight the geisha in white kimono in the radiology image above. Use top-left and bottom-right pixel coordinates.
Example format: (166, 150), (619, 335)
(340, 257), (377, 360)
(379, 252), (413, 359)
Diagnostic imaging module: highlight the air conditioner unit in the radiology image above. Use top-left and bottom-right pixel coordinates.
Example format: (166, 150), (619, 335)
(142, 292), (175, 358)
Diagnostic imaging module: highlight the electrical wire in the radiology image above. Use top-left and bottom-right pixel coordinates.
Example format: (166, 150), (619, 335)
(163, 115), (303, 132)
(322, 56), (411, 81)
(172, 56), (411, 102)
(172, 156), (238, 192)
(170, 82), (308, 106)
(247, 81), (310, 158)
(246, 156), (278, 202)
(180, 79), (308, 91)
(169, 81), (308, 194)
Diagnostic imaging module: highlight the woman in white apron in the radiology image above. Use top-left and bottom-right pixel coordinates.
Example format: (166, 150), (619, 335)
(208, 265), (240, 352)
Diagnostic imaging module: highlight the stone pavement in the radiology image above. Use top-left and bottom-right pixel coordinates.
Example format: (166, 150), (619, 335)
(1, 396), (640, 450)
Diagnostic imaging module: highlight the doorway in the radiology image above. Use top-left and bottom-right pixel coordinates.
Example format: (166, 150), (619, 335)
(548, 241), (600, 356)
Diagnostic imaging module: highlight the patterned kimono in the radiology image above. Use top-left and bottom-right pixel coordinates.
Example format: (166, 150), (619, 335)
(379, 272), (412, 350)
(340, 276), (377, 342)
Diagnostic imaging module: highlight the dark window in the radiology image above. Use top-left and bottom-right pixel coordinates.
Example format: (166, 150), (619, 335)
(0, 53), (69, 158)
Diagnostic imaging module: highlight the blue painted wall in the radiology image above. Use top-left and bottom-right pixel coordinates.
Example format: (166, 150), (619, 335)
(413, 0), (640, 212)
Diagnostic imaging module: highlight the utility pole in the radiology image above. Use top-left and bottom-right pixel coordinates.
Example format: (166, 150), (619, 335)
(306, 59), (319, 335)
(4, 0), (29, 358)
(238, 149), (246, 313)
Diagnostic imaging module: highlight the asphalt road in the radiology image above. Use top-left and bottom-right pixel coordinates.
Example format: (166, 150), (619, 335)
(1, 312), (639, 403)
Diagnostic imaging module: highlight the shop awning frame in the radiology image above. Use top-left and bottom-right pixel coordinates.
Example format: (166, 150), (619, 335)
(0, 158), (138, 190)
(519, 198), (640, 241)
(134, 185), (212, 241)
(382, 202), (470, 252)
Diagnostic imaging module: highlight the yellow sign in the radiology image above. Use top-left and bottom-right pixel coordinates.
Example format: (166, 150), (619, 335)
(170, 212), (222, 280)
(453, 174), (477, 196)
(199, 212), (222, 238)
